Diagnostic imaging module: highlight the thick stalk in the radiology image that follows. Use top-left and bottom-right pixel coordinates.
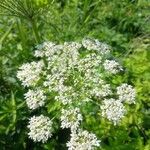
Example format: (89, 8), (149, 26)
(30, 18), (40, 43)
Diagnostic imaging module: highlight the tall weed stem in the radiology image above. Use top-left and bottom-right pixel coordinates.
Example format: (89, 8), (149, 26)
(30, 18), (40, 44)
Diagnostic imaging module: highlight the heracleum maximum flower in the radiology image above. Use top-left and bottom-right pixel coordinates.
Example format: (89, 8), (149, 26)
(28, 115), (53, 143)
(24, 88), (46, 110)
(82, 38), (110, 54)
(117, 83), (136, 104)
(103, 60), (123, 74)
(55, 86), (78, 105)
(90, 84), (112, 98)
(17, 61), (44, 87)
(60, 108), (83, 132)
(67, 129), (100, 150)
(101, 98), (126, 125)
(17, 38), (136, 147)
(34, 41), (57, 58)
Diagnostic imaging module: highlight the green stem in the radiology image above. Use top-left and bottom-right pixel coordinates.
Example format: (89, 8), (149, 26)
(30, 18), (40, 44)
(17, 19), (27, 49)
(0, 21), (14, 44)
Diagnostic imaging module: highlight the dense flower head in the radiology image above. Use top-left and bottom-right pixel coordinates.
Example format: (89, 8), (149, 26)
(55, 86), (78, 105)
(24, 88), (46, 110)
(64, 41), (82, 50)
(60, 107), (83, 132)
(101, 98), (126, 125)
(28, 115), (53, 143)
(17, 61), (44, 87)
(82, 38), (110, 55)
(117, 83), (136, 104)
(67, 129), (100, 150)
(78, 53), (102, 72)
(90, 84), (112, 98)
(17, 38), (136, 146)
(103, 59), (123, 74)
(36, 40), (114, 106)
(34, 41), (62, 58)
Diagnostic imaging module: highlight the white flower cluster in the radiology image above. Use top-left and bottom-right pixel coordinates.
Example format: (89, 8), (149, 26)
(82, 38), (110, 55)
(24, 88), (46, 110)
(90, 84), (112, 98)
(101, 98), (126, 125)
(103, 60), (123, 74)
(34, 41), (63, 58)
(55, 86), (77, 105)
(78, 53), (102, 72)
(60, 108), (83, 132)
(17, 61), (44, 87)
(67, 130), (100, 150)
(117, 83), (136, 104)
(17, 38), (136, 148)
(28, 115), (53, 143)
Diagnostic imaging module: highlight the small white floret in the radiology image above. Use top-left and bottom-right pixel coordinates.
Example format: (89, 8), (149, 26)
(103, 60), (123, 74)
(117, 83), (136, 104)
(28, 115), (53, 143)
(67, 129), (100, 150)
(17, 61), (44, 87)
(24, 88), (46, 110)
(60, 108), (82, 132)
(101, 98), (126, 125)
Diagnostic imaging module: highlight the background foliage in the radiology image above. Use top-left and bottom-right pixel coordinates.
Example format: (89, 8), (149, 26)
(0, 0), (150, 149)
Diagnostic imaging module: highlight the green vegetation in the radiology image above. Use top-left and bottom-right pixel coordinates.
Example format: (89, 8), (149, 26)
(0, 0), (150, 149)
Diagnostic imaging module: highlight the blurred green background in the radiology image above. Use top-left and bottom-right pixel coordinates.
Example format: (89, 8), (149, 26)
(0, 0), (150, 149)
